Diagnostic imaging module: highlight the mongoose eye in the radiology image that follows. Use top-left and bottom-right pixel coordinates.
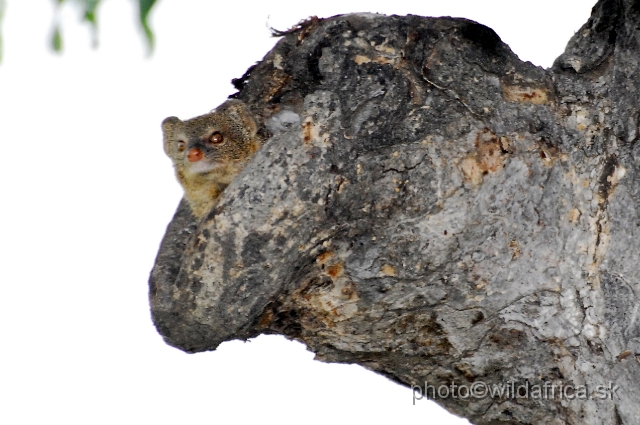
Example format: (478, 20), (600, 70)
(210, 132), (224, 144)
(177, 141), (186, 152)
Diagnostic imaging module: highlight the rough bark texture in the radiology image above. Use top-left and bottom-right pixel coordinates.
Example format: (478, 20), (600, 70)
(150, 1), (640, 423)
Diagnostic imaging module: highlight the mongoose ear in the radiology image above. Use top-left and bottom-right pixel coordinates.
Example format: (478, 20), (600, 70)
(216, 100), (258, 137)
(162, 116), (183, 159)
(161, 116), (182, 134)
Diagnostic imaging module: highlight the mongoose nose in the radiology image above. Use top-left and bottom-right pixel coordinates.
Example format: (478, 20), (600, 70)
(187, 148), (204, 162)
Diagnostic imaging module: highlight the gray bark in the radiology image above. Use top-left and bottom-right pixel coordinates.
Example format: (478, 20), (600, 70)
(149, 1), (640, 423)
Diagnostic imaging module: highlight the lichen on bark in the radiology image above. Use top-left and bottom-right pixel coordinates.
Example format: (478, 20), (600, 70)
(150, 1), (640, 423)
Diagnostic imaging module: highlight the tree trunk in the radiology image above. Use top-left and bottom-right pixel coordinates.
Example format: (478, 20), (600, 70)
(149, 1), (640, 423)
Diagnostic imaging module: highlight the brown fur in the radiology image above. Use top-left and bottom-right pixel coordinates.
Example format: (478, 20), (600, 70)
(162, 100), (260, 218)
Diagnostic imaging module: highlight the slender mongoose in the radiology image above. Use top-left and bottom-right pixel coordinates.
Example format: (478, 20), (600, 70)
(162, 99), (260, 218)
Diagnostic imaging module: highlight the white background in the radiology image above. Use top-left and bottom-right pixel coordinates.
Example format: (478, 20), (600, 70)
(0, 1), (595, 424)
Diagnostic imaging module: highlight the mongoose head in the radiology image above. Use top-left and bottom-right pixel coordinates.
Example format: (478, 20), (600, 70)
(162, 99), (259, 218)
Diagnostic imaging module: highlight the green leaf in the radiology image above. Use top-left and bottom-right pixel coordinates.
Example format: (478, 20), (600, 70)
(81, 0), (100, 24)
(139, 0), (157, 55)
(51, 25), (63, 52)
(50, 0), (65, 53)
(79, 0), (101, 48)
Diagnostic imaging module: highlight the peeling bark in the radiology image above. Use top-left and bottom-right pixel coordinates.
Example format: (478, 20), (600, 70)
(150, 2), (640, 423)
